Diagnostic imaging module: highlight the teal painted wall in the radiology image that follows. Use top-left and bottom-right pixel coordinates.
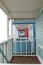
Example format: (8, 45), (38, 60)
(38, 47), (43, 59)
(36, 10), (43, 59)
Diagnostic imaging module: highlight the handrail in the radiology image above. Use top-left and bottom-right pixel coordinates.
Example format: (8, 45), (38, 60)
(13, 38), (36, 43)
(0, 38), (13, 44)
(0, 48), (9, 63)
(0, 38), (13, 63)
(13, 37), (36, 39)
(38, 44), (43, 49)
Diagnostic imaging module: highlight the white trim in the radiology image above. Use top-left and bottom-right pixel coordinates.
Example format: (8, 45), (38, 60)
(11, 20), (13, 36)
(20, 39), (21, 55)
(36, 43), (38, 56)
(0, 0), (12, 19)
(0, 0), (12, 39)
(0, 38), (13, 44)
(38, 44), (43, 49)
(13, 52), (32, 53)
(26, 40), (27, 55)
(37, 54), (43, 64)
(13, 54), (37, 56)
(13, 37), (36, 39)
(37, 44), (43, 64)
(0, 0), (8, 15)
(7, 16), (9, 39)
(35, 8), (43, 18)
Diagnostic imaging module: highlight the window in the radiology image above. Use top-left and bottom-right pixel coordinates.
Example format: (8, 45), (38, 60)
(18, 30), (25, 37)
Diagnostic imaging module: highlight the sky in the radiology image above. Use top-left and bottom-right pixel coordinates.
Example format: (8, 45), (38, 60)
(0, 8), (7, 42)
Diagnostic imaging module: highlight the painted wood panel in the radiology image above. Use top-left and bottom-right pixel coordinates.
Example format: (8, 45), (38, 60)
(36, 10), (43, 60)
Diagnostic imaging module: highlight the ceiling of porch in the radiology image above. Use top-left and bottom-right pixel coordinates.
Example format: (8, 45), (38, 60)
(1, 0), (43, 18)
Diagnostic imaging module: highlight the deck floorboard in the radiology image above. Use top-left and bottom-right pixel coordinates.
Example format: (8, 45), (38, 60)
(10, 56), (41, 64)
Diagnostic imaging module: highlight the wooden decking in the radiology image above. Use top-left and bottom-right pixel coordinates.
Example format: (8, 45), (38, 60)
(10, 56), (41, 64)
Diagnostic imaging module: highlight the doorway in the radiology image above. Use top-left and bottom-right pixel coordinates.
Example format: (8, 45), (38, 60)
(12, 21), (36, 56)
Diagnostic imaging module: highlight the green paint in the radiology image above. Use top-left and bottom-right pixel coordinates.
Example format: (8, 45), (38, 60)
(2, 44), (4, 63)
(36, 9), (43, 60)
(38, 47), (43, 59)
(0, 48), (9, 63)
(0, 43), (9, 63)
(5, 42), (7, 62)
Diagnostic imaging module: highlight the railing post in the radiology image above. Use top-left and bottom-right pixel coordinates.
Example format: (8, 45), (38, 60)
(0, 44), (2, 63)
(2, 44), (4, 63)
(5, 42), (7, 62)
(11, 39), (13, 57)
(12, 39), (13, 56)
(26, 39), (27, 55)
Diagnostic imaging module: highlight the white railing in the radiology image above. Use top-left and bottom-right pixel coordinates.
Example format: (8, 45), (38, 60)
(0, 38), (13, 63)
(38, 44), (43, 49)
(12, 38), (36, 56)
(37, 44), (43, 64)
(37, 44), (43, 55)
